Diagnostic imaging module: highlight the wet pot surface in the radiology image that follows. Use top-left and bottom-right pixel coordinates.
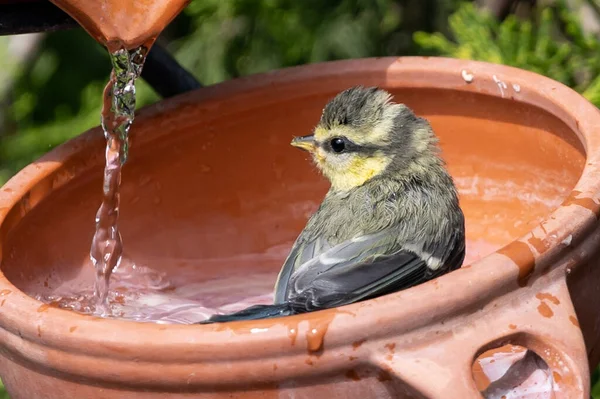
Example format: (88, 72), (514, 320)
(0, 57), (592, 398)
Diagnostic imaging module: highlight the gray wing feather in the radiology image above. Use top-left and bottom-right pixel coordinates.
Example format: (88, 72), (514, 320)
(273, 234), (331, 304)
(282, 227), (464, 312)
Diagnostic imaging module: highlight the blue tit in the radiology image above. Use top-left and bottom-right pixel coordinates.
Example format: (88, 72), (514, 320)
(200, 86), (466, 324)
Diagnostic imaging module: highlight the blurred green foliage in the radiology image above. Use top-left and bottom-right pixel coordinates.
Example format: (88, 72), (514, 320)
(1, 0), (600, 396)
(0, 31), (160, 183)
(414, 1), (600, 106)
(594, 367), (600, 399)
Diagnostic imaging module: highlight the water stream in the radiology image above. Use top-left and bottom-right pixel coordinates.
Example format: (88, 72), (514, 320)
(34, 46), (279, 322)
(89, 46), (147, 314)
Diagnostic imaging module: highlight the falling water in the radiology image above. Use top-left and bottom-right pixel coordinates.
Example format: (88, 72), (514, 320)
(90, 46), (147, 314)
(34, 45), (279, 322)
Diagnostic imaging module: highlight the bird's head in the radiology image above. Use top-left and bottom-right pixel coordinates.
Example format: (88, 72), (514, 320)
(291, 86), (438, 191)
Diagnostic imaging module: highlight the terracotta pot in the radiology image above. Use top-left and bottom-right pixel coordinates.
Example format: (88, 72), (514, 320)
(0, 57), (598, 398)
(48, 0), (190, 50)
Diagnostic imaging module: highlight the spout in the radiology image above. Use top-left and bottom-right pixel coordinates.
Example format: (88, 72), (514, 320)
(49, 0), (191, 51)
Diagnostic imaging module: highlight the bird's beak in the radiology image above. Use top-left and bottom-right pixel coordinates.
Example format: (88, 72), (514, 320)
(291, 135), (316, 152)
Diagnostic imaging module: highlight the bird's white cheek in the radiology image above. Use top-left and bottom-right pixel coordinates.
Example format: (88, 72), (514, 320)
(329, 154), (353, 171)
(314, 149), (344, 170)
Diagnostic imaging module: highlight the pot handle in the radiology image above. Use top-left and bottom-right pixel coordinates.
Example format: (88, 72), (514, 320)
(370, 277), (589, 398)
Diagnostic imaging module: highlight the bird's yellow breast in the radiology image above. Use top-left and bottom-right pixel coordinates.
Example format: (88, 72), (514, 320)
(324, 154), (390, 191)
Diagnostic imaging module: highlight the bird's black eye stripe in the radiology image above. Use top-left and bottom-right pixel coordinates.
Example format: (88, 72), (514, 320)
(319, 136), (382, 155)
(323, 136), (356, 153)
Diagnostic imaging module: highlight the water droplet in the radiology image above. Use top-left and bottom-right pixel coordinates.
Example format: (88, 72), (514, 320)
(561, 235), (572, 246)
(512, 84), (521, 93)
(461, 69), (474, 83)
(492, 75), (508, 97)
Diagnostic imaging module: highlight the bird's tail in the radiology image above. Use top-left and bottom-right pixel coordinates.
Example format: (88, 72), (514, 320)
(197, 303), (295, 324)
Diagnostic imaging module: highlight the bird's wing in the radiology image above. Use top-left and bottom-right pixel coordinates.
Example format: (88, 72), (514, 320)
(199, 303), (294, 324)
(285, 226), (464, 312)
(273, 233), (332, 304)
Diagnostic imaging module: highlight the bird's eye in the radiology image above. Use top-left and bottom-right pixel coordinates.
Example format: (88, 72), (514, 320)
(330, 137), (346, 153)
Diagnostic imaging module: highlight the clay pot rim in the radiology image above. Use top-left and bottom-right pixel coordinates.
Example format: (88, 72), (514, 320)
(0, 56), (598, 364)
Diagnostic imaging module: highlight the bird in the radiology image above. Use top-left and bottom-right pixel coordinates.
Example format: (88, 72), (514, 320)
(199, 85), (466, 324)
